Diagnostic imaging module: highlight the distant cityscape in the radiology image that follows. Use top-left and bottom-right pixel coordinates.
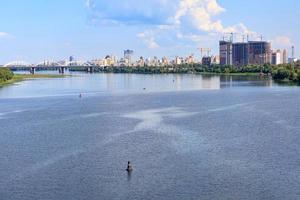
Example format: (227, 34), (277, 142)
(2, 37), (298, 68)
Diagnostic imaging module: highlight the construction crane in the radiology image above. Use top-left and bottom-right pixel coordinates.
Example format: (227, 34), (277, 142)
(222, 32), (238, 42)
(197, 48), (211, 58)
(246, 33), (264, 42)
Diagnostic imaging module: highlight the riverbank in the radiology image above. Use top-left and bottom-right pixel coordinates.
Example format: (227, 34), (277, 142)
(0, 74), (68, 87)
(95, 64), (299, 83)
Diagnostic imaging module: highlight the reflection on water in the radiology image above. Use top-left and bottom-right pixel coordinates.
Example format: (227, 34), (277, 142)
(221, 75), (273, 87)
(104, 73), (221, 91)
(127, 171), (132, 182)
(0, 71), (274, 98)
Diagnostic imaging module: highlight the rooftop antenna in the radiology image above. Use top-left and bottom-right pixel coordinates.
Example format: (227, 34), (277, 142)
(260, 35), (263, 41)
(292, 46), (295, 58)
(247, 34), (249, 42)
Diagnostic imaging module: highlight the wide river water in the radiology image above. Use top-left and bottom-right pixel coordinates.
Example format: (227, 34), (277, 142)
(0, 72), (299, 200)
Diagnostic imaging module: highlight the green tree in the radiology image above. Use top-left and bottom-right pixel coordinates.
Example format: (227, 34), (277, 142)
(0, 68), (14, 83)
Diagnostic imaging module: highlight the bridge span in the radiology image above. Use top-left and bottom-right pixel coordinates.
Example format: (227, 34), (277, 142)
(4, 65), (101, 74)
(2, 60), (102, 74)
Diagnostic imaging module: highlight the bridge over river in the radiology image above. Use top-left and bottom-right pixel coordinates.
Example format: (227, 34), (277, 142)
(2, 61), (102, 74)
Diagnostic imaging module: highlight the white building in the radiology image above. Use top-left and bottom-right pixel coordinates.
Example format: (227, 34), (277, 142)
(161, 57), (169, 66)
(271, 50), (282, 65)
(175, 56), (182, 65)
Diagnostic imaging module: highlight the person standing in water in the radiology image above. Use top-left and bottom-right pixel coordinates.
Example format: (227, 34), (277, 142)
(127, 161), (133, 172)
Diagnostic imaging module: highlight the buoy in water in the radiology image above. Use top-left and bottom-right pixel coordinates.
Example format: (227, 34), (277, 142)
(126, 161), (133, 172)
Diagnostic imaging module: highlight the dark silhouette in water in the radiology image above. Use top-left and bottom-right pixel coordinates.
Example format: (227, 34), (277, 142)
(126, 161), (133, 172)
(79, 93), (82, 98)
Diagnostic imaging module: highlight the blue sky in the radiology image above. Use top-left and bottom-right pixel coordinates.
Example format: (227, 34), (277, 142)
(0, 0), (299, 64)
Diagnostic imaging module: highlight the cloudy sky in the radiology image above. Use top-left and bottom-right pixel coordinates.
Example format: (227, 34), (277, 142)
(0, 0), (299, 64)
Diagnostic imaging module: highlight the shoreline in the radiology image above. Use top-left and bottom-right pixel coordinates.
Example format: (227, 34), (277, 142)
(1, 72), (297, 87)
(81, 71), (261, 76)
(0, 74), (68, 87)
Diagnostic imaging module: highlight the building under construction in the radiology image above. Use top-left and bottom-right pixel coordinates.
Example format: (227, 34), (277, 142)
(220, 39), (272, 67)
(219, 41), (233, 66)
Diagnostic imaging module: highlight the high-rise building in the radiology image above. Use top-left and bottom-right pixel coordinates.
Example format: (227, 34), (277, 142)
(69, 56), (75, 66)
(175, 56), (182, 65)
(152, 56), (159, 66)
(232, 43), (248, 67)
(162, 57), (169, 66)
(248, 41), (271, 65)
(220, 40), (272, 67)
(271, 50), (282, 65)
(185, 54), (194, 64)
(219, 41), (232, 65)
(124, 50), (134, 66)
(282, 49), (287, 64)
(69, 56), (74, 62)
(288, 46), (297, 64)
(202, 56), (212, 66)
(104, 55), (112, 66)
(137, 56), (145, 66)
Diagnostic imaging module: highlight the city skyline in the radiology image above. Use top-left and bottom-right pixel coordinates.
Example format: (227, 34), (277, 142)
(0, 0), (299, 64)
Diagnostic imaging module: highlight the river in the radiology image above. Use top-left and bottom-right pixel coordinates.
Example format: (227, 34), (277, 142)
(0, 72), (299, 200)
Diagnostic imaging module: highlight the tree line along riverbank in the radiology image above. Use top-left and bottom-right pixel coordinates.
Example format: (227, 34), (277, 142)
(1, 62), (300, 86)
(93, 63), (300, 83)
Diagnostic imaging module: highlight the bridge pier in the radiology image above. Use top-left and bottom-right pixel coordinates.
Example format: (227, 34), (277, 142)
(59, 67), (65, 74)
(30, 67), (35, 75)
(87, 66), (94, 73)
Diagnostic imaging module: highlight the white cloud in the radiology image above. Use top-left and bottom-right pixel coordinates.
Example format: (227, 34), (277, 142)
(177, 32), (214, 43)
(137, 30), (159, 49)
(85, 0), (95, 8)
(274, 36), (292, 47)
(147, 38), (159, 49)
(0, 32), (12, 39)
(206, 0), (225, 14)
(87, 0), (255, 49)
(174, 0), (253, 34)
(86, 0), (177, 25)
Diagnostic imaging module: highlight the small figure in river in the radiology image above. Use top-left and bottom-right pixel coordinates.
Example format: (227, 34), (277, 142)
(126, 161), (133, 172)
(79, 93), (82, 98)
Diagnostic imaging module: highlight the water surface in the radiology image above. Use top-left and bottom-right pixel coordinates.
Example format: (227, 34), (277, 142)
(0, 72), (299, 200)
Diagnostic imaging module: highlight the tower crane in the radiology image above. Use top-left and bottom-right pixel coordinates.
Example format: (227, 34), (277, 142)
(222, 32), (238, 42)
(197, 48), (211, 58)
